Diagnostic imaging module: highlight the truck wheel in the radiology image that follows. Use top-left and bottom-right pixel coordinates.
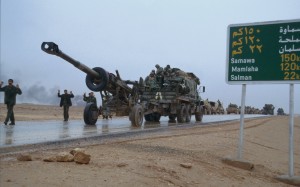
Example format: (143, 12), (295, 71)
(144, 114), (153, 122)
(153, 112), (161, 122)
(84, 103), (98, 125)
(130, 104), (143, 127)
(168, 114), (176, 123)
(177, 105), (187, 123)
(195, 105), (203, 122)
(205, 108), (209, 115)
(195, 112), (203, 122)
(85, 67), (109, 91)
(186, 104), (191, 122)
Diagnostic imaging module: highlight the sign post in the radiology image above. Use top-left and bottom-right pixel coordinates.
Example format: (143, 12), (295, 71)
(289, 84), (294, 176)
(226, 19), (300, 185)
(238, 84), (246, 159)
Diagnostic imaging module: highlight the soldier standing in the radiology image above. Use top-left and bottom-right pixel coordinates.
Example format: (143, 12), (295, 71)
(83, 92), (97, 106)
(102, 95), (112, 119)
(58, 89), (74, 121)
(0, 79), (22, 125)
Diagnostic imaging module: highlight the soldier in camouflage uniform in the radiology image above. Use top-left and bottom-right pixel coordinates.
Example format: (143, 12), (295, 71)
(145, 70), (159, 90)
(155, 64), (164, 75)
(58, 89), (74, 121)
(0, 79), (22, 125)
(145, 70), (155, 84)
(83, 92), (97, 106)
(155, 64), (164, 87)
(163, 65), (172, 76)
(102, 95), (112, 119)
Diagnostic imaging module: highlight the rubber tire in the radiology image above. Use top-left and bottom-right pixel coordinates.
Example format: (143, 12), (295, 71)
(168, 114), (176, 123)
(85, 67), (109, 91)
(84, 103), (99, 125)
(195, 105), (203, 122)
(204, 108), (208, 115)
(130, 104), (144, 127)
(186, 104), (191, 122)
(177, 105), (187, 123)
(144, 114), (153, 122)
(153, 112), (161, 122)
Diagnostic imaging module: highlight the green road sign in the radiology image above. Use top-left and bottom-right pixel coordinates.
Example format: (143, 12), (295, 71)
(226, 19), (300, 84)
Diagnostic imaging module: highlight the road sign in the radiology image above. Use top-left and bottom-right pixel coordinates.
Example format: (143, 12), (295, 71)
(226, 19), (300, 84)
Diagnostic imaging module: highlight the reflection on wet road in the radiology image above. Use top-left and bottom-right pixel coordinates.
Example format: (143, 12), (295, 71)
(0, 115), (266, 147)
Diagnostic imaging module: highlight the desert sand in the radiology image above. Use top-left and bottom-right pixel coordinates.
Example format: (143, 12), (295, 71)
(0, 104), (300, 186)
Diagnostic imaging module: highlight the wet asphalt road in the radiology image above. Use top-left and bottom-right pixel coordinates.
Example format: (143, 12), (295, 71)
(0, 115), (266, 147)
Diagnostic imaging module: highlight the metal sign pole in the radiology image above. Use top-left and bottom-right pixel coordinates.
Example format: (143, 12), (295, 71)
(238, 84), (246, 159)
(289, 83), (294, 177)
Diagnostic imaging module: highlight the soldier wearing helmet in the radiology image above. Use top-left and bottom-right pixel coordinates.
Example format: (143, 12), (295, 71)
(155, 64), (163, 76)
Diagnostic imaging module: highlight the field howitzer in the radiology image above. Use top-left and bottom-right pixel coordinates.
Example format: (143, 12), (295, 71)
(41, 42), (144, 126)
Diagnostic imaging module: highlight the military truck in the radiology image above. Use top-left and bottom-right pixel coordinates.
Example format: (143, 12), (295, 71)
(203, 99), (212, 115)
(212, 100), (225, 114)
(277, 108), (285, 115)
(209, 101), (217, 115)
(141, 64), (204, 123)
(41, 42), (204, 126)
(262, 104), (275, 115)
(210, 101), (223, 115)
(226, 103), (239, 114)
(242, 106), (261, 114)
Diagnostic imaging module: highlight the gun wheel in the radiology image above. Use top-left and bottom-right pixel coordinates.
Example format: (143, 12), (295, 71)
(130, 104), (143, 127)
(84, 103), (98, 125)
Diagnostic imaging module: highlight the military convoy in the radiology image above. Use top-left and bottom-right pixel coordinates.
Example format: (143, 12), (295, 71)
(41, 42), (205, 126)
(41, 42), (285, 127)
(225, 103), (277, 115)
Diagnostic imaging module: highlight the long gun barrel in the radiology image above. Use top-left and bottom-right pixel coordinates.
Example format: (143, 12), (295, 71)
(41, 42), (100, 78)
(41, 42), (132, 96)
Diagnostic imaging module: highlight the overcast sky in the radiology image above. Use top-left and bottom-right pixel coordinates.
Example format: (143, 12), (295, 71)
(0, 0), (300, 113)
